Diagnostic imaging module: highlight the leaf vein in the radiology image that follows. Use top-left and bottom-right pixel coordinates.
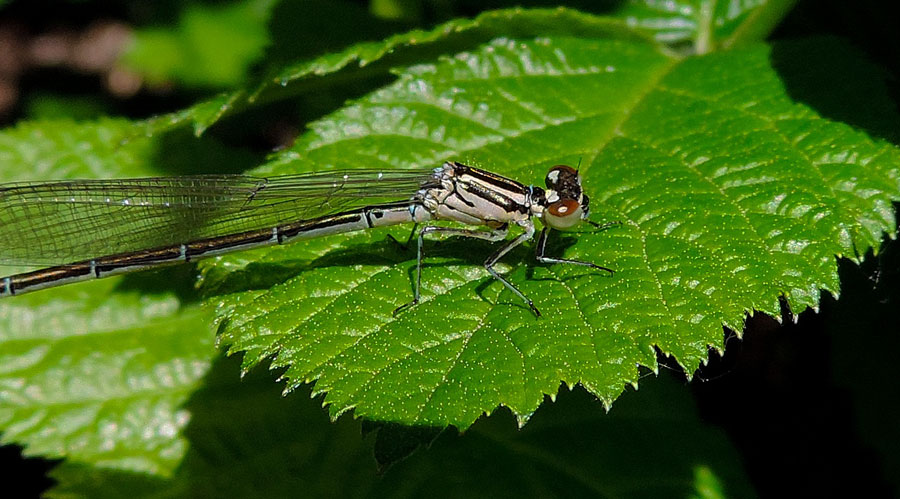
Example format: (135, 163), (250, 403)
(655, 84), (862, 251)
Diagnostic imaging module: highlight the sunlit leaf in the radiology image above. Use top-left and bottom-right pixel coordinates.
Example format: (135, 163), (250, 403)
(0, 121), (239, 475)
(208, 36), (900, 427)
(614, 0), (797, 50)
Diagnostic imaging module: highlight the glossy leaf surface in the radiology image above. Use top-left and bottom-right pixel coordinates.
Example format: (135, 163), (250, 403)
(0, 121), (223, 475)
(207, 36), (900, 427)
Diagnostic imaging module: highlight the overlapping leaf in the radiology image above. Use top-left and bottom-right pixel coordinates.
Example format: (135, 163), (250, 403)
(615, 0), (797, 50)
(207, 36), (900, 427)
(146, 2), (794, 137)
(149, 7), (648, 136)
(0, 121), (226, 475)
(47, 361), (753, 498)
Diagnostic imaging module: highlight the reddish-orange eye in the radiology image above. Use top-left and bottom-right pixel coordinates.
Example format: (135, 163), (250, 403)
(543, 199), (584, 230)
(548, 199), (580, 217)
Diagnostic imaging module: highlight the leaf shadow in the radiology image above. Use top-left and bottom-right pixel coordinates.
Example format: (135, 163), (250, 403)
(201, 253), (392, 298)
(203, 224), (617, 318)
(111, 263), (204, 304)
(204, 232), (537, 302)
(770, 37), (900, 146)
(691, 201), (900, 497)
(66, 356), (752, 497)
(522, 231), (615, 283)
(145, 126), (263, 176)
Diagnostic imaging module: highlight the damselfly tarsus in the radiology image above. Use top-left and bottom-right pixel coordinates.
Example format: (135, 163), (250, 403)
(0, 162), (616, 316)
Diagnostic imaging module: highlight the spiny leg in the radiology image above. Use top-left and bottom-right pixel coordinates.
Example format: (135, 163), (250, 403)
(483, 220), (542, 317)
(393, 223), (509, 316)
(535, 226), (614, 273)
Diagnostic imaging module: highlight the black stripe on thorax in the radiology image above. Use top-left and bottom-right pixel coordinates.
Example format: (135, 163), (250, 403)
(451, 170), (530, 214)
(449, 162), (529, 195)
(463, 181), (525, 213)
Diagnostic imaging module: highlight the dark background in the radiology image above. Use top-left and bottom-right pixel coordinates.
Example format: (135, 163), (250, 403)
(1, 1), (898, 497)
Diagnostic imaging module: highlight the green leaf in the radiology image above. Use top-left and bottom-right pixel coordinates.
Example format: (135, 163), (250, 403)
(47, 359), (753, 498)
(614, 0), (798, 51)
(366, 371), (754, 498)
(207, 36), (900, 428)
(370, 0), (423, 22)
(0, 120), (253, 475)
(24, 93), (110, 121)
(0, 276), (213, 475)
(149, 7), (649, 136)
(0, 118), (259, 181)
(0, 119), (157, 182)
(690, 465), (728, 499)
(148, 2), (801, 137)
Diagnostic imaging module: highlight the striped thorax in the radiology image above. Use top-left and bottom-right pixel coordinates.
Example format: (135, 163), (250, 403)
(422, 162), (532, 227)
(421, 161), (591, 230)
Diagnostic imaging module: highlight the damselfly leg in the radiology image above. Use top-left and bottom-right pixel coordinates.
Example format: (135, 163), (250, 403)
(393, 223), (509, 316)
(393, 218), (618, 317)
(484, 220), (541, 316)
(534, 226), (615, 273)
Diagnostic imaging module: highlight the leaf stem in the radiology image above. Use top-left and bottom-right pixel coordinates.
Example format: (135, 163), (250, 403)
(695, 0), (717, 55)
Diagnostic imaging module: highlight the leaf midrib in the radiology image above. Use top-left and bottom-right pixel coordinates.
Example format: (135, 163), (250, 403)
(263, 41), (683, 409)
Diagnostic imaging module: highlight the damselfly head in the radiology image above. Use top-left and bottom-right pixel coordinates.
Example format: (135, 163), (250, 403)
(542, 165), (589, 230)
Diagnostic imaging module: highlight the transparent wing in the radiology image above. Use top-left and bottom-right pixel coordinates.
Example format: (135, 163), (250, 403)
(0, 169), (437, 265)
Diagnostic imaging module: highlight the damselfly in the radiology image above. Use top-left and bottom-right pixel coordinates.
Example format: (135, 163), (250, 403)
(0, 162), (615, 316)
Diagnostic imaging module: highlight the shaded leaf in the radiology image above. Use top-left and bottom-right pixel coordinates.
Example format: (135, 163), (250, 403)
(47, 358), (753, 498)
(149, 7), (649, 135)
(826, 242), (900, 495)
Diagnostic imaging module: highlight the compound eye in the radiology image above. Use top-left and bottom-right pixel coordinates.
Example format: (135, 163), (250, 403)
(545, 165), (577, 189)
(544, 199), (583, 230)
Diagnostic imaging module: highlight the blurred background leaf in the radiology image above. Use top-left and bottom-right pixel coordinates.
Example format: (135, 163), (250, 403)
(121, 0), (276, 88)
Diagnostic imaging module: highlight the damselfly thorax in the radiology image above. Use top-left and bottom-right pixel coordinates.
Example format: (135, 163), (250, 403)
(0, 162), (616, 316)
